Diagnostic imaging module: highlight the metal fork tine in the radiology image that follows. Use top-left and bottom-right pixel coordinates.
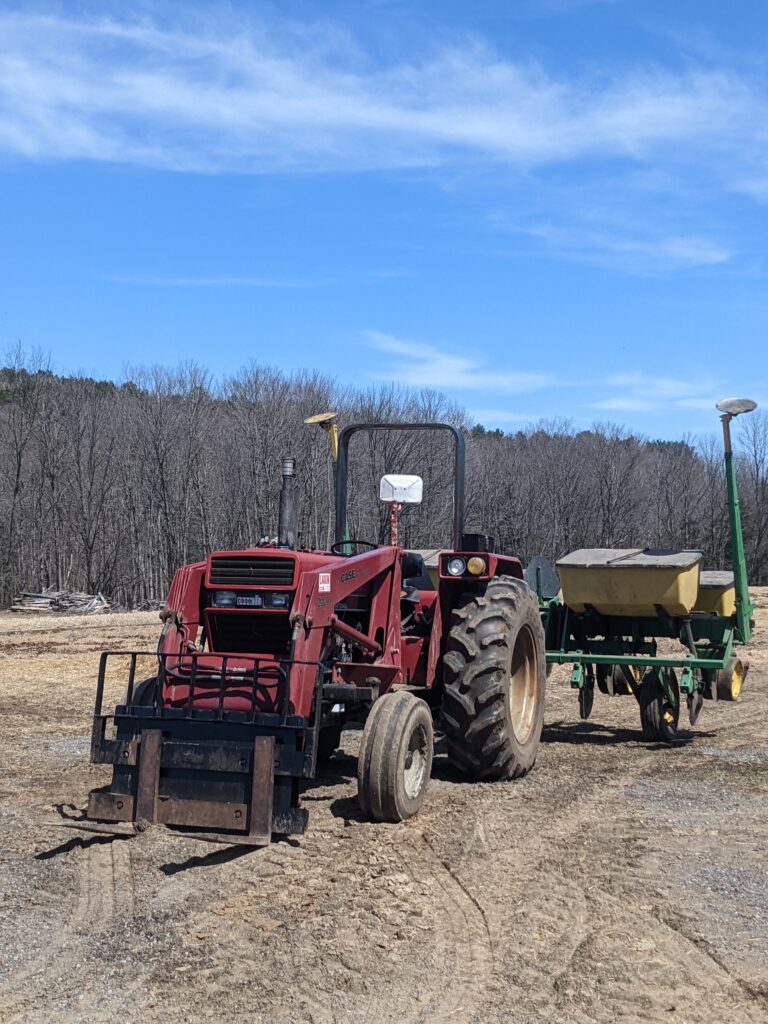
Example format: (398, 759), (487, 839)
(219, 655), (227, 717)
(188, 655), (197, 712)
(257, 655), (264, 720)
(127, 653), (137, 706)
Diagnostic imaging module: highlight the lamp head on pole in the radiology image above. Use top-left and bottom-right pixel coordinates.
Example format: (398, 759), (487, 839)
(716, 397), (758, 418)
(717, 397), (758, 456)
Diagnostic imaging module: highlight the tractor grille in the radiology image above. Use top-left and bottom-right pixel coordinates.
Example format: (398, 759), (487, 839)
(209, 555), (295, 587)
(208, 612), (292, 655)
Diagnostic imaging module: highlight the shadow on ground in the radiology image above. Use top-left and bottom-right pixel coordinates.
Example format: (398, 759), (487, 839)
(542, 719), (716, 748)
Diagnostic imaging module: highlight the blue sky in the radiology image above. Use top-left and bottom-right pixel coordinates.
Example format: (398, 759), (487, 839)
(1, 0), (767, 438)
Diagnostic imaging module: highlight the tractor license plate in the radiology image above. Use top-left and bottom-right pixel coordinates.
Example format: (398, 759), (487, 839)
(236, 595), (263, 607)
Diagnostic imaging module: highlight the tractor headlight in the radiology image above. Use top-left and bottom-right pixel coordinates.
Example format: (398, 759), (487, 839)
(446, 557), (467, 576)
(267, 592), (291, 609)
(467, 557), (487, 576)
(212, 590), (237, 607)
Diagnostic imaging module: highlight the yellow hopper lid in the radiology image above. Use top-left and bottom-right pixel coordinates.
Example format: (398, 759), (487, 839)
(699, 570), (734, 588)
(556, 548), (702, 570)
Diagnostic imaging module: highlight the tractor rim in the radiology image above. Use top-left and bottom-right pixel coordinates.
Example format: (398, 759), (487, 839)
(403, 723), (429, 799)
(509, 624), (538, 743)
(661, 669), (679, 734)
(731, 659), (743, 699)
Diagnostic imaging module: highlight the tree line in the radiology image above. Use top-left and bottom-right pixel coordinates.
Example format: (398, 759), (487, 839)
(1, 348), (766, 608)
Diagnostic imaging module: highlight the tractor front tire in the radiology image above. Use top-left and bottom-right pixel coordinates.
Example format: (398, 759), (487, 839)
(317, 723), (343, 763)
(357, 691), (434, 823)
(121, 677), (157, 707)
(442, 576), (546, 780)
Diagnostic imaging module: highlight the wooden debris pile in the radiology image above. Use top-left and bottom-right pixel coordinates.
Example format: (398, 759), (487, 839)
(10, 588), (111, 614)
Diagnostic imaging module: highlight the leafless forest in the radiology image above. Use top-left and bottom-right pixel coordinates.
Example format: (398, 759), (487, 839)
(2, 349), (767, 607)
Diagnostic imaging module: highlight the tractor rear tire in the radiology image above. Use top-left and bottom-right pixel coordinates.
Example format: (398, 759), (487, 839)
(442, 576), (546, 780)
(638, 668), (679, 743)
(357, 691), (433, 823)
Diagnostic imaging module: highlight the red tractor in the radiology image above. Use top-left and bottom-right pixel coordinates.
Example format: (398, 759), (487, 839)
(79, 423), (546, 845)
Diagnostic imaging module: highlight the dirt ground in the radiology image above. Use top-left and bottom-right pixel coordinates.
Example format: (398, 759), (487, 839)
(1, 597), (767, 1024)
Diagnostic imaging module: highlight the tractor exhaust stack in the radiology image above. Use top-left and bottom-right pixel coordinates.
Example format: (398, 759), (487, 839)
(277, 457), (299, 550)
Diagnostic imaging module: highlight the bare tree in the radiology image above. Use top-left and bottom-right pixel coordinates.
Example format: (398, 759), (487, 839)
(0, 345), (50, 603)
(0, 352), (763, 606)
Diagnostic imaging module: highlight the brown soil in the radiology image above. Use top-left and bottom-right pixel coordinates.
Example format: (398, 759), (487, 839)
(1, 598), (767, 1024)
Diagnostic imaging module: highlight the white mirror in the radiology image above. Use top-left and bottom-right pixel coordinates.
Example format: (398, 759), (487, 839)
(379, 474), (423, 504)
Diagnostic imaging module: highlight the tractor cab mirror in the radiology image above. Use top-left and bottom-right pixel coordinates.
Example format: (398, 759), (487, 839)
(379, 474), (423, 505)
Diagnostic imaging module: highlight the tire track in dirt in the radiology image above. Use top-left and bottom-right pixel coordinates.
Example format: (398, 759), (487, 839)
(504, 745), (768, 1024)
(271, 820), (496, 1024)
(539, 875), (768, 1024)
(0, 838), (136, 1022)
(85, 838), (135, 925)
(0, 846), (90, 1013)
(398, 831), (495, 1024)
(652, 903), (768, 1014)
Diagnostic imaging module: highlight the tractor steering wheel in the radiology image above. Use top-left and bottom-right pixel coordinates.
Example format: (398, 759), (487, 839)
(330, 540), (378, 556)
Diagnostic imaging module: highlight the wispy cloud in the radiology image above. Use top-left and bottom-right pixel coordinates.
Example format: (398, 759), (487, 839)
(365, 334), (737, 424)
(732, 177), (768, 204)
(0, 10), (762, 176)
(676, 397), (719, 411)
(101, 273), (333, 288)
(591, 372), (718, 413)
(468, 408), (540, 424)
(515, 223), (732, 271)
(100, 266), (411, 288)
(365, 330), (555, 392)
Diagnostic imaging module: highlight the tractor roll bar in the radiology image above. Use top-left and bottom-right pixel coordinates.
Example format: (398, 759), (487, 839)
(335, 422), (465, 550)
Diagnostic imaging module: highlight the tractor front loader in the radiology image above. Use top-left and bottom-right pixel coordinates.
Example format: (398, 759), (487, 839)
(60, 423), (546, 846)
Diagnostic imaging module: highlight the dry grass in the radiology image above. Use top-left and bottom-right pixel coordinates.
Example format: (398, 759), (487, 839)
(0, 610), (160, 738)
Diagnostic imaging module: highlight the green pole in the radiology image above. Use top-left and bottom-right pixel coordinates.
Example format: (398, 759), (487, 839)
(721, 413), (753, 643)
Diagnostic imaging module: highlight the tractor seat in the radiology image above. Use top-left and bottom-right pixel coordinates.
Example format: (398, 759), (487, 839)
(402, 550), (435, 591)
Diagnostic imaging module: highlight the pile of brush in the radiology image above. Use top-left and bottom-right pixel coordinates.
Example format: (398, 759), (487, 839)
(10, 588), (110, 614)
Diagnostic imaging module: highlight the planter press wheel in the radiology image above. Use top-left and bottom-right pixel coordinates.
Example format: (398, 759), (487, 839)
(638, 668), (679, 743)
(596, 665), (612, 695)
(579, 672), (595, 719)
(716, 657), (748, 702)
(596, 664), (641, 696)
(357, 691), (434, 822)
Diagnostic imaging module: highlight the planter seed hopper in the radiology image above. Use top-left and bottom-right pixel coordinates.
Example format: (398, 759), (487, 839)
(537, 397), (756, 741)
